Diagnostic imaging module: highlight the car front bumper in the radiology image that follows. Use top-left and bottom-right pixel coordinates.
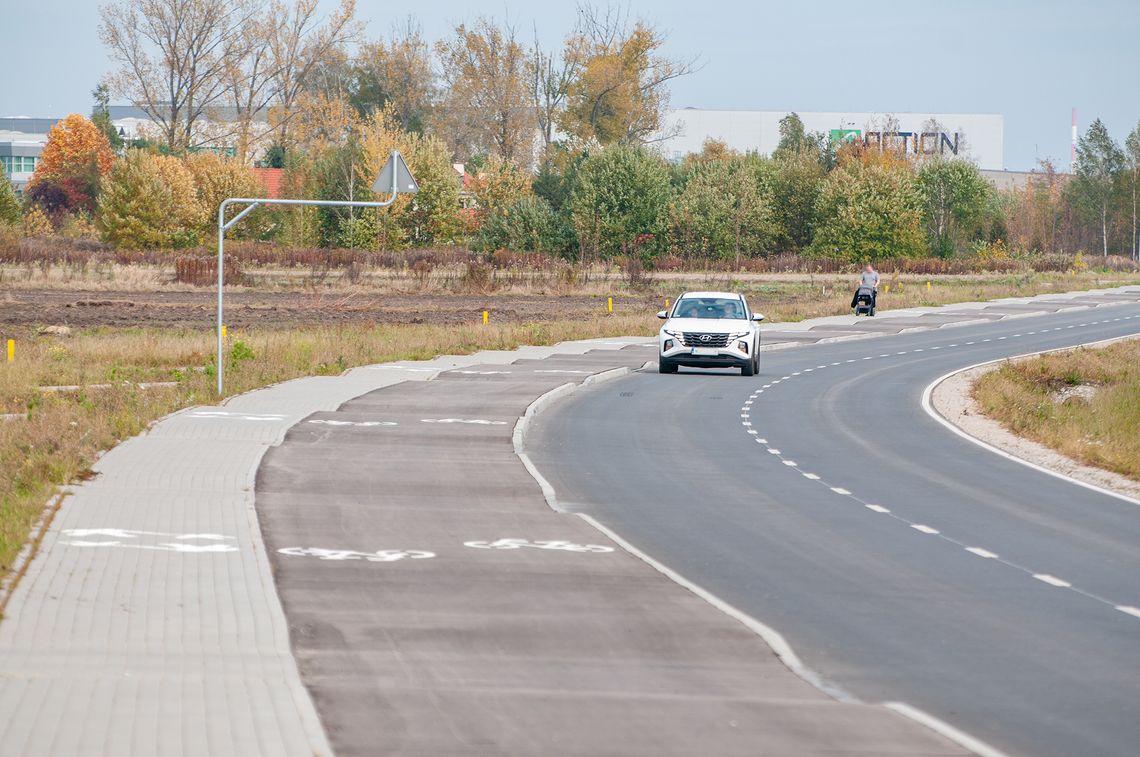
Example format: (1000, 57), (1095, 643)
(659, 336), (756, 368)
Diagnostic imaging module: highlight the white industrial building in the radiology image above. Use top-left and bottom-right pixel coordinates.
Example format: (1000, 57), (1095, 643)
(656, 109), (1005, 170)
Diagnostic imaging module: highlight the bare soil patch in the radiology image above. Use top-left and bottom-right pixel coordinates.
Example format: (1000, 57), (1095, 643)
(0, 289), (655, 330)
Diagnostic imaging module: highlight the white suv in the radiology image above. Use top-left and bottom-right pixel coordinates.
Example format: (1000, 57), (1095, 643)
(658, 291), (764, 376)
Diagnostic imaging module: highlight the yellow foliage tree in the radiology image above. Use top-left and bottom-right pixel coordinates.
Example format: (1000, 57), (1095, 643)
(468, 156), (532, 224)
(184, 152), (266, 235)
(435, 18), (535, 161)
(560, 17), (693, 146)
(98, 150), (203, 249)
(359, 105), (460, 247)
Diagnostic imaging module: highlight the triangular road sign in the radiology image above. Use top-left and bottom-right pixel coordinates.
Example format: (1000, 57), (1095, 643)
(372, 151), (419, 195)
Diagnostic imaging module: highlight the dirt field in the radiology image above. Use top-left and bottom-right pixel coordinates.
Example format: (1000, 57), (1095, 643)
(0, 289), (656, 331)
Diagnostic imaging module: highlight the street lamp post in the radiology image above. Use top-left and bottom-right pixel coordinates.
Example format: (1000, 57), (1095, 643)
(214, 150), (418, 395)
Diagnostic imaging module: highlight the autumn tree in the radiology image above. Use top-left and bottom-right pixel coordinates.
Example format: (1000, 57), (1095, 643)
(770, 145), (825, 252)
(571, 144), (672, 262)
(682, 138), (737, 168)
(184, 151), (267, 235)
(98, 150), (204, 248)
(27, 114), (115, 215)
(667, 156), (774, 267)
(773, 113), (811, 158)
(1073, 119), (1124, 256)
(99, 0), (258, 152)
(0, 172), (20, 227)
(530, 27), (582, 159)
(359, 105), (460, 248)
(91, 84), (125, 152)
(436, 17), (536, 162)
(559, 5), (696, 146)
(469, 156), (532, 224)
(266, 0), (358, 149)
(811, 153), (926, 261)
(916, 158), (993, 256)
(1125, 122), (1140, 261)
(354, 18), (435, 132)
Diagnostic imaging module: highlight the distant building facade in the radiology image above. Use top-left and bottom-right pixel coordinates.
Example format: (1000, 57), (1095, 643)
(656, 109), (1006, 171)
(0, 118), (53, 194)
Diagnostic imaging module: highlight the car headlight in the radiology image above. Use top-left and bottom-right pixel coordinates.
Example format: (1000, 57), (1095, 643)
(663, 330), (683, 338)
(726, 332), (750, 340)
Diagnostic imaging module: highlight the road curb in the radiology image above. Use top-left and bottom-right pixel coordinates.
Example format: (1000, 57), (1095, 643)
(922, 335), (1140, 508)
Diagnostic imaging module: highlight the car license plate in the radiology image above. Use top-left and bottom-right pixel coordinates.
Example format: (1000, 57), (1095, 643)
(691, 347), (719, 356)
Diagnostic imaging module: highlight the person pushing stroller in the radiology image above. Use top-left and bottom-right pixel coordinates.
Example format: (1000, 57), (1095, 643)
(851, 263), (879, 315)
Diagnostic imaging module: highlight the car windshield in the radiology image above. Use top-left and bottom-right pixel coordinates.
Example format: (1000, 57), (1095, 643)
(673, 298), (746, 320)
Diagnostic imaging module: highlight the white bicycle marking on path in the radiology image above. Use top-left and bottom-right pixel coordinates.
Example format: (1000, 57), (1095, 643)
(463, 538), (614, 553)
(366, 365), (436, 372)
(61, 528), (239, 553)
(277, 547), (435, 562)
(420, 418), (509, 425)
(189, 411), (286, 421)
(308, 419), (398, 427)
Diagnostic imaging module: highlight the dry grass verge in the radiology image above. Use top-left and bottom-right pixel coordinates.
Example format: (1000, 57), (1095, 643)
(0, 315), (655, 585)
(972, 339), (1140, 481)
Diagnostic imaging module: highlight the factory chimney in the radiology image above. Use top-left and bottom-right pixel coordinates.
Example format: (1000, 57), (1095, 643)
(1071, 108), (1078, 173)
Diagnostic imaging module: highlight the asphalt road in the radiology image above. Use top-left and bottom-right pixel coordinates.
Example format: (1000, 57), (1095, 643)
(255, 345), (972, 755)
(528, 303), (1140, 757)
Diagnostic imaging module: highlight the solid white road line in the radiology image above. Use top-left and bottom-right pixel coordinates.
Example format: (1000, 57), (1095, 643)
(883, 702), (1011, 757)
(575, 511), (855, 702)
(921, 339), (1140, 508)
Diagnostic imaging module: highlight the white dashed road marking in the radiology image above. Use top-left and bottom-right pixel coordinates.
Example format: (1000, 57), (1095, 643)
(736, 303), (1140, 620)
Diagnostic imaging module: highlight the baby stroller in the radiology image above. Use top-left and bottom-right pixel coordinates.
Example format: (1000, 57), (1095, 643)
(853, 286), (876, 316)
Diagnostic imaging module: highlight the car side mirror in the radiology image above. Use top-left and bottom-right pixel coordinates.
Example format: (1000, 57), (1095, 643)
(657, 310), (668, 319)
(752, 313), (765, 322)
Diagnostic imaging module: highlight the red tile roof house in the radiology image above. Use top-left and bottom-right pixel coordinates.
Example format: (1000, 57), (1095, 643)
(250, 167), (284, 199)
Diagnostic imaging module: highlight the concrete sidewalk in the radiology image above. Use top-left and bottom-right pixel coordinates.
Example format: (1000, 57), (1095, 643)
(758, 284), (1140, 348)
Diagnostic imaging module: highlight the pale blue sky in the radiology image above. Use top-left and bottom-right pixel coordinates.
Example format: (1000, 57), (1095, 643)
(3, 0), (1137, 170)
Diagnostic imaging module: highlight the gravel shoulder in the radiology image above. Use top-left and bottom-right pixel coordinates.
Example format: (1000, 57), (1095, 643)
(930, 341), (1140, 502)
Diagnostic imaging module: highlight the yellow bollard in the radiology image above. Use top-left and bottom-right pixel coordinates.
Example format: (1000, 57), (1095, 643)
(483, 310), (489, 326)
(884, 284), (890, 294)
(6, 339), (13, 363)
(607, 297), (613, 314)
(927, 280), (932, 291)
(221, 325), (228, 338)
(665, 298), (670, 309)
